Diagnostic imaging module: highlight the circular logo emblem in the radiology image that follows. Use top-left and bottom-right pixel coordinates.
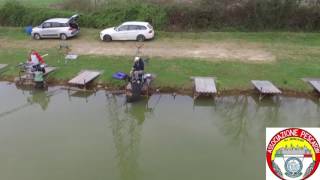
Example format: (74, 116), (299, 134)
(285, 157), (303, 178)
(266, 128), (320, 179)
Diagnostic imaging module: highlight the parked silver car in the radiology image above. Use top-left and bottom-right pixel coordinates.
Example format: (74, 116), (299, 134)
(32, 14), (80, 40)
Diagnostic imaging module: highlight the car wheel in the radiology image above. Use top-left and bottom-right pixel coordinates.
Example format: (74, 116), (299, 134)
(103, 35), (112, 42)
(60, 34), (67, 40)
(137, 35), (146, 42)
(33, 33), (41, 40)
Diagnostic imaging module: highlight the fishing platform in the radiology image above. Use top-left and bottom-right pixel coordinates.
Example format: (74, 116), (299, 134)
(251, 80), (282, 100)
(307, 80), (320, 94)
(68, 70), (101, 88)
(192, 76), (217, 99)
(17, 67), (57, 85)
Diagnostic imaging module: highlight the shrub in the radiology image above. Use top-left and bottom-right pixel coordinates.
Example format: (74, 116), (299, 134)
(1, 0), (320, 31)
(80, 2), (168, 29)
(0, 1), (168, 30)
(167, 0), (320, 31)
(0, 1), (27, 26)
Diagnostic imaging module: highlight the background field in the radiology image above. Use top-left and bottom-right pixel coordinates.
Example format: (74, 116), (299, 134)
(0, 0), (64, 6)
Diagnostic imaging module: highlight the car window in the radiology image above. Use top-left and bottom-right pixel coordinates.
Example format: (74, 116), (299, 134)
(138, 25), (147, 30)
(42, 22), (51, 28)
(52, 23), (68, 27)
(51, 23), (60, 28)
(118, 25), (129, 31)
(128, 25), (139, 30)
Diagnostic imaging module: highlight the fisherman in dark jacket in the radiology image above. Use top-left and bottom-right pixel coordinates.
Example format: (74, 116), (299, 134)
(130, 57), (144, 83)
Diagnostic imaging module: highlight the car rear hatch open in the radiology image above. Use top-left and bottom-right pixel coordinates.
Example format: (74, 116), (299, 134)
(68, 14), (80, 31)
(68, 14), (79, 23)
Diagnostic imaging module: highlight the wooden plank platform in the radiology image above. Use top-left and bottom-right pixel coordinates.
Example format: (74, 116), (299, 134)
(308, 80), (320, 93)
(302, 78), (320, 82)
(20, 67), (57, 80)
(251, 80), (282, 94)
(194, 77), (217, 94)
(192, 77), (217, 99)
(0, 64), (7, 70)
(68, 70), (101, 86)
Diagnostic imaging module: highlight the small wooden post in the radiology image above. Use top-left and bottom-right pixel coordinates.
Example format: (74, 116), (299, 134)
(259, 87), (263, 101)
(18, 71), (22, 84)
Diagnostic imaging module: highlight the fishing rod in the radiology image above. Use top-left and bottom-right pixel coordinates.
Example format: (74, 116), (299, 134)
(0, 102), (33, 119)
(0, 87), (63, 119)
(16, 54), (49, 68)
(146, 93), (162, 112)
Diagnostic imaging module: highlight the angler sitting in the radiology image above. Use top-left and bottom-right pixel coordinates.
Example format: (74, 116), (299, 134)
(26, 49), (46, 73)
(130, 56), (144, 83)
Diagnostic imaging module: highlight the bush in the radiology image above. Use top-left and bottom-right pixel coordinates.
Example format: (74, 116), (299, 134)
(167, 0), (320, 31)
(0, 0), (320, 31)
(0, 1), (27, 26)
(84, 2), (168, 29)
(0, 1), (73, 27)
(0, 1), (168, 29)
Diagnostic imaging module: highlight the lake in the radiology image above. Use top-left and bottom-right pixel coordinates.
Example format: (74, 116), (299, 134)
(0, 82), (319, 180)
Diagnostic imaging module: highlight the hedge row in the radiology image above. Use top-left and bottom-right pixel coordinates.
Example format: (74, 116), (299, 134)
(167, 0), (320, 31)
(0, 1), (168, 29)
(1, 0), (320, 31)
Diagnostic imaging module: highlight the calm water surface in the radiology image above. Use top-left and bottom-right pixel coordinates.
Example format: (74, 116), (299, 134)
(0, 82), (319, 180)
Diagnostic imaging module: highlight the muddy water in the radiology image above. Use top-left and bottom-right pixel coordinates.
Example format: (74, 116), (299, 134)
(0, 82), (319, 180)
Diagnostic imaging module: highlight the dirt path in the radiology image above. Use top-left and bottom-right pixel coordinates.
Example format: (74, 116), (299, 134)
(0, 38), (275, 61)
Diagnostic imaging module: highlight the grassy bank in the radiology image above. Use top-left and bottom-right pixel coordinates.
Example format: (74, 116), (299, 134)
(0, 48), (319, 93)
(1, 27), (320, 93)
(2, 26), (320, 45)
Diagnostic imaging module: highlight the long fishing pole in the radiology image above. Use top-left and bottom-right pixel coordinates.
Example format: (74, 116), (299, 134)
(0, 87), (63, 119)
(147, 93), (162, 112)
(0, 102), (33, 118)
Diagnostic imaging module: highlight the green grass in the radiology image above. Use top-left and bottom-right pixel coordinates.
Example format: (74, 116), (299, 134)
(0, 0), (63, 6)
(0, 47), (320, 92)
(0, 27), (320, 92)
(2, 26), (320, 46)
(158, 31), (320, 46)
(0, 27), (30, 40)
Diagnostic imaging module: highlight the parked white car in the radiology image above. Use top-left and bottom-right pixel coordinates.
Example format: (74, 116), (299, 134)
(100, 21), (154, 42)
(32, 14), (80, 40)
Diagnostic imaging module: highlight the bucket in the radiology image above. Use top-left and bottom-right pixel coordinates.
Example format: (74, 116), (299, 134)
(25, 26), (33, 35)
(112, 72), (128, 80)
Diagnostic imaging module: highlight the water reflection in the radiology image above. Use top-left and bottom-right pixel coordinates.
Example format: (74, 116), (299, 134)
(27, 90), (50, 110)
(106, 95), (148, 180)
(210, 95), (319, 154)
(193, 97), (216, 109)
(67, 90), (96, 103)
(0, 85), (51, 118)
(199, 95), (281, 154)
(16, 85), (52, 111)
(213, 96), (254, 152)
